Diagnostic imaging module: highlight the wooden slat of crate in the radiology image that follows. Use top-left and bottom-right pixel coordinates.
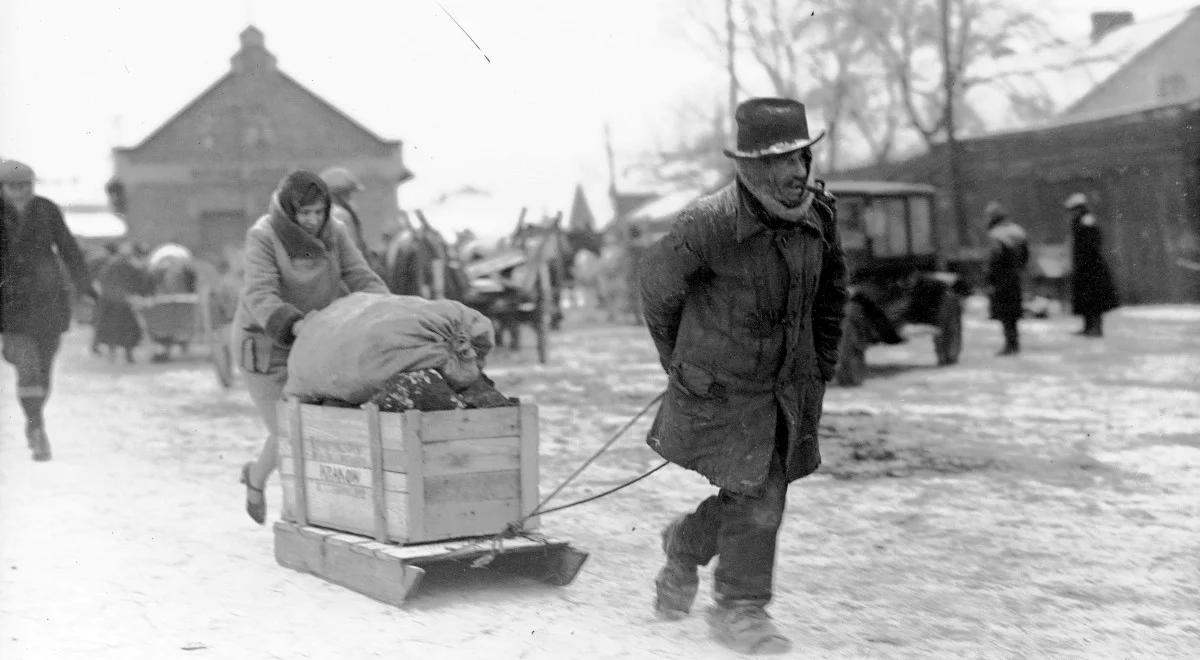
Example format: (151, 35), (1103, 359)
(280, 475), (408, 540)
(422, 499), (522, 540)
(419, 407), (521, 442)
(519, 404), (540, 531)
(279, 457), (408, 492)
(421, 436), (521, 476)
(279, 437), (406, 472)
(292, 403), (406, 451)
(425, 470), (519, 503)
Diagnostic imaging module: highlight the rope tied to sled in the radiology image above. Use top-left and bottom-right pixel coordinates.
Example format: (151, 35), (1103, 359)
(445, 391), (666, 562)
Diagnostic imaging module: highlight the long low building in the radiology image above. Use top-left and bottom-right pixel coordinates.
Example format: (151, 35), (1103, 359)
(110, 26), (413, 263)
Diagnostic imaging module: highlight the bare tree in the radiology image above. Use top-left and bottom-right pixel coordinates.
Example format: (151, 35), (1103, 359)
(851, 0), (1060, 245)
(680, 0), (900, 172)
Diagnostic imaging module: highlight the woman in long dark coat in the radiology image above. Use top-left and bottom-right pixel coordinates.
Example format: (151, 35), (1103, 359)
(984, 201), (1029, 355)
(1065, 194), (1119, 337)
(94, 242), (151, 362)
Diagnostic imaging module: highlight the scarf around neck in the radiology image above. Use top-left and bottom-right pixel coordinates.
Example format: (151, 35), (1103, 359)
(734, 160), (816, 224)
(268, 191), (334, 260)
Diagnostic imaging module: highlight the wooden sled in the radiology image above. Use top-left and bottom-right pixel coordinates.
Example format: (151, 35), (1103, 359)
(274, 520), (588, 605)
(272, 399), (588, 604)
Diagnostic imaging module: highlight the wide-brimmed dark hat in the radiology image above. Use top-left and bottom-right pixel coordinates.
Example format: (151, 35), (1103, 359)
(723, 98), (825, 159)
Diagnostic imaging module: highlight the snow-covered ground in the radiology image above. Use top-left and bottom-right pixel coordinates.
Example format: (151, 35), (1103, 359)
(2, 300), (1198, 659)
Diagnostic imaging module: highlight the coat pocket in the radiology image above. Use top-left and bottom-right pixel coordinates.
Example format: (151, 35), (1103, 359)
(667, 361), (727, 425)
(238, 328), (276, 375)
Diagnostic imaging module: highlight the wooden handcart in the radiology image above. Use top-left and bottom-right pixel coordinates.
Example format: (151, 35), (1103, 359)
(131, 287), (234, 388)
(273, 399), (588, 605)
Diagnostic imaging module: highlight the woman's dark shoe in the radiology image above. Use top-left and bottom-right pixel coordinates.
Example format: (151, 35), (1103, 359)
(239, 462), (266, 525)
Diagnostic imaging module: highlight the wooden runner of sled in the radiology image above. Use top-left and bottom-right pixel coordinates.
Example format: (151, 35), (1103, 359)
(274, 521), (588, 605)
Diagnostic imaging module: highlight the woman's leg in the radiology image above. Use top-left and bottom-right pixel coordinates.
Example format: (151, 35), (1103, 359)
(243, 368), (288, 488)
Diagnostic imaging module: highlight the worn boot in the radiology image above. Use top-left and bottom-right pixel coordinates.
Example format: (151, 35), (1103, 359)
(27, 425), (52, 462)
(654, 516), (699, 620)
(707, 602), (792, 655)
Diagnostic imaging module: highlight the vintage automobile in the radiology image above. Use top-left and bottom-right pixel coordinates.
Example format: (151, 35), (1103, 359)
(826, 180), (967, 386)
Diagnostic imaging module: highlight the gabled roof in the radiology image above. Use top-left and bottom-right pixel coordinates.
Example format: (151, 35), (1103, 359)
(119, 26), (397, 153)
(962, 8), (1197, 136)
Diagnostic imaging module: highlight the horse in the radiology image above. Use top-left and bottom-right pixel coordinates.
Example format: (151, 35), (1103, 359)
(381, 212), (470, 302)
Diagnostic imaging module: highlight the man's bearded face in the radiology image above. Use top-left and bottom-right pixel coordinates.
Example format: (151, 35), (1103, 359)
(739, 148), (811, 208)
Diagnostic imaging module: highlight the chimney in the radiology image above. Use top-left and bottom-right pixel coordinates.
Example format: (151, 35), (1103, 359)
(1091, 11), (1134, 42)
(231, 26), (277, 74)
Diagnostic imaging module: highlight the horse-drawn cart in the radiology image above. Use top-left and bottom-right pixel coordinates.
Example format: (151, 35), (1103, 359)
(461, 246), (556, 364)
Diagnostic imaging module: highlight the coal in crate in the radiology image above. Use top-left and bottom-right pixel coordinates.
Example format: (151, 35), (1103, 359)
(271, 293), (587, 605)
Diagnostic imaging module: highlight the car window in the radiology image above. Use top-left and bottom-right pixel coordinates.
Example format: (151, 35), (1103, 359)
(909, 196), (933, 254)
(835, 197), (868, 251)
(876, 197), (908, 257)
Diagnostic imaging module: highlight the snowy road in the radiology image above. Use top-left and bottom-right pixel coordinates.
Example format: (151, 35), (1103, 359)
(2, 300), (1198, 659)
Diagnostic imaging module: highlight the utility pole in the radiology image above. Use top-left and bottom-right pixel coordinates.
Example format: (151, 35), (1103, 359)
(726, 0), (738, 137)
(604, 123), (641, 324)
(940, 0), (970, 251)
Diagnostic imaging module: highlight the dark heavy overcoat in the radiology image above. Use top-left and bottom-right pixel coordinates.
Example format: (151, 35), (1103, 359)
(0, 196), (95, 335)
(985, 219), (1030, 322)
(639, 181), (848, 495)
(1070, 213), (1119, 316)
(94, 255), (151, 349)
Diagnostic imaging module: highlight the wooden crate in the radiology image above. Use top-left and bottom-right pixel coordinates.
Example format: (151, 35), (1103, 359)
(278, 400), (540, 545)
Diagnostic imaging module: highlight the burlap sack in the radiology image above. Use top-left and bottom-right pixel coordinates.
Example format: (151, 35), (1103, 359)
(284, 292), (494, 404)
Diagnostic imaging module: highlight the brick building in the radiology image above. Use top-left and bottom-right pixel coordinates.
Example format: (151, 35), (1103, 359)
(111, 26), (412, 261)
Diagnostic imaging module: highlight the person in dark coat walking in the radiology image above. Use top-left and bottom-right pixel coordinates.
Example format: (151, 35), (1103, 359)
(984, 201), (1029, 355)
(0, 160), (98, 461)
(639, 98), (847, 655)
(93, 241), (152, 362)
(1064, 193), (1119, 336)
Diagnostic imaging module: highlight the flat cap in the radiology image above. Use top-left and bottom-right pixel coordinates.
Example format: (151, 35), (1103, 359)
(0, 160), (35, 184)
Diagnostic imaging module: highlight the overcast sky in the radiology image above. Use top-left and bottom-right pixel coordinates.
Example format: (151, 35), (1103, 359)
(2, 0), (1196, 226)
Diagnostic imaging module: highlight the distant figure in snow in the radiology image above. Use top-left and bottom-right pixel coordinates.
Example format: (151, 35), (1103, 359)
(984, 201), (1029, 356)
(94, 241), (152, 363)
(0, 159), (98, 461)
(1064, 193), (1119, 337)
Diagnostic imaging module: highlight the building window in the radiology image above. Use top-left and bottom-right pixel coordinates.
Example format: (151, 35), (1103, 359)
(1157, 73), (1187, 100)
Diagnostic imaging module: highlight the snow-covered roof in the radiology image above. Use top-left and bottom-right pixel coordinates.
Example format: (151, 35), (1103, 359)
(62, 208), (126, 239)
(964, 8), (1195, 135)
